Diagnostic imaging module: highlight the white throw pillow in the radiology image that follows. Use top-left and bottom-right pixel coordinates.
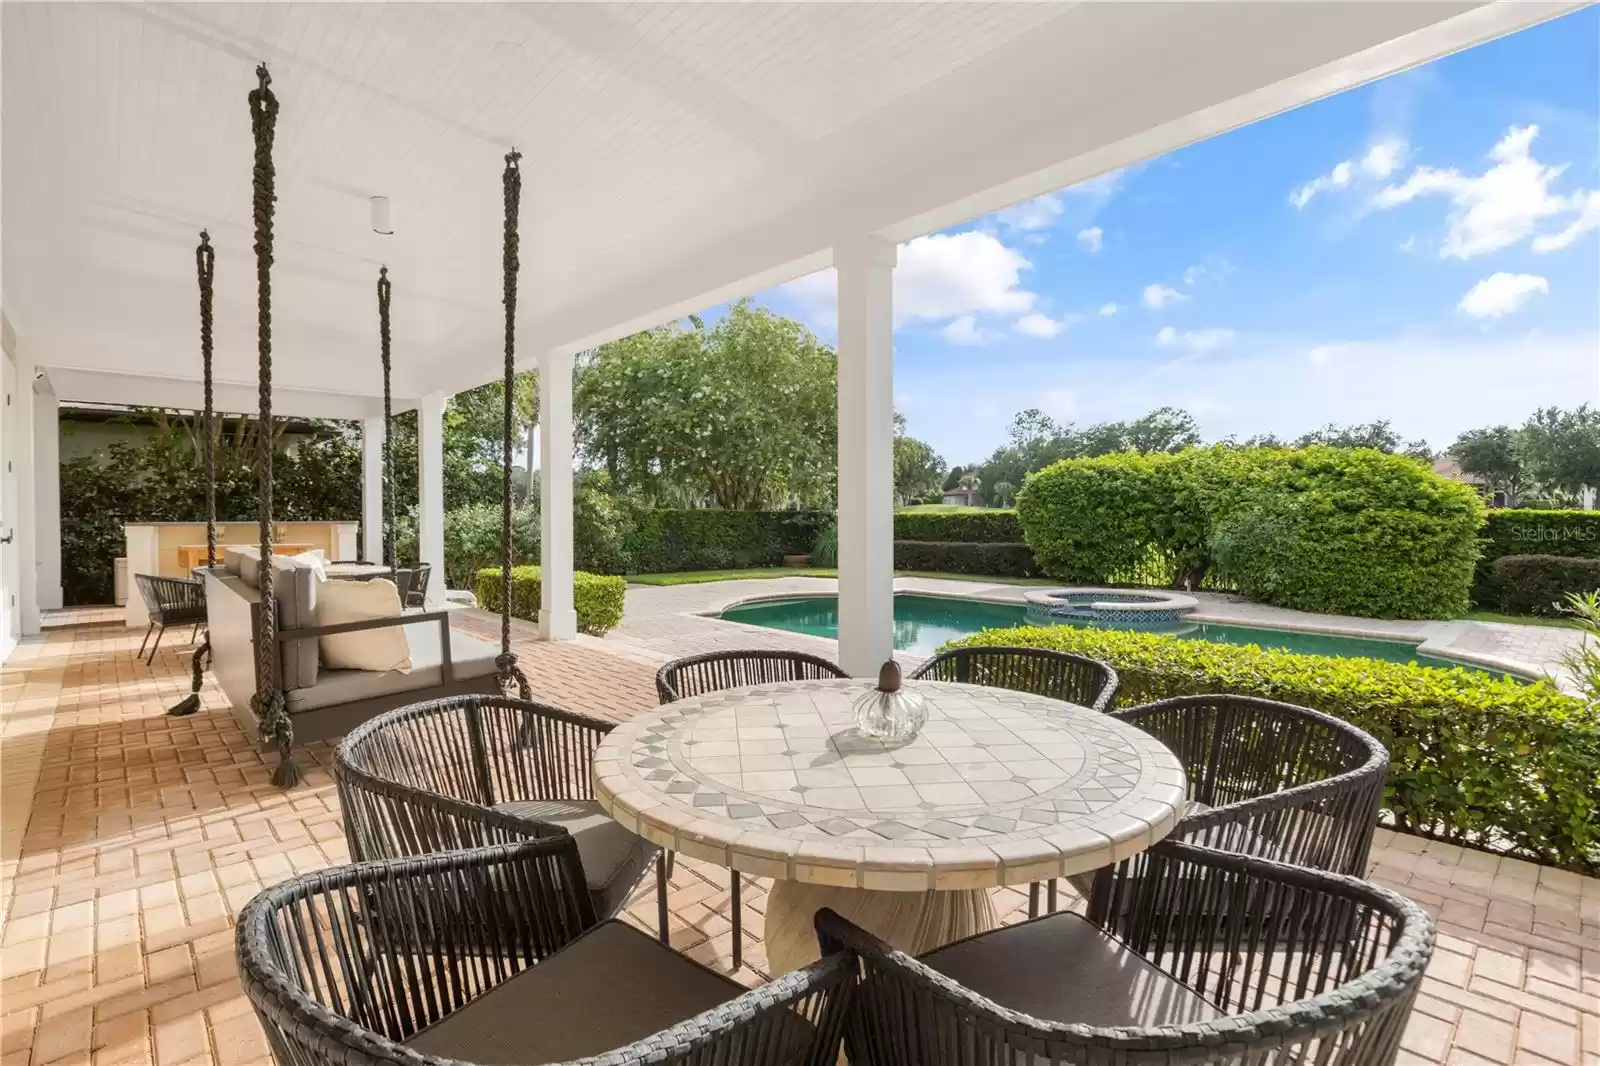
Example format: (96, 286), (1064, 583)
(290, 549), (328, 582)
(316, 578), (412, 673)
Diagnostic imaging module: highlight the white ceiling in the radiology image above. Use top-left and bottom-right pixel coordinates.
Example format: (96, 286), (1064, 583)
(2, 2), (1580, 417)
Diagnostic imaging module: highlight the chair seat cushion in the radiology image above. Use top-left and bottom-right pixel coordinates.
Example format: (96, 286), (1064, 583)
(406, 920), (743, 1064)
(283, 623), (499, 713)
(496, 799), (657, 918)
(919, 911), (1223, 1027)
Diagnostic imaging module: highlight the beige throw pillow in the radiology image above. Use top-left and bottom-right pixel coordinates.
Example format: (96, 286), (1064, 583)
(316, 578), (412, 673)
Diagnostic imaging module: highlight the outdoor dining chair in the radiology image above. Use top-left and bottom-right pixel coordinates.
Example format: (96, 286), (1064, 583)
(817, 839), (1434, 1066)
(1065, 693), (1390, 923)
(908, 645), (1120, 712)
(399, 561), (432, 607)
(655, 649), (848, 969)
(237, 840), (858, 1066)
(335, 694), (668, 940)
(133, 573), (207, 664)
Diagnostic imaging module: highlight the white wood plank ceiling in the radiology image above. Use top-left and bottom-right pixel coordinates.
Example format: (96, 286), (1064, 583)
(1, 2), (1578, 416)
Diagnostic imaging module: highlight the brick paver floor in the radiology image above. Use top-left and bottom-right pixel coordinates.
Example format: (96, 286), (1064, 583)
(1, 617), (1596, 1066)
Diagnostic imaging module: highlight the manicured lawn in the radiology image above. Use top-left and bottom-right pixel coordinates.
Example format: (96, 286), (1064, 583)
(627, 567), (1056, 587)
(1462, 610), (1586, 631)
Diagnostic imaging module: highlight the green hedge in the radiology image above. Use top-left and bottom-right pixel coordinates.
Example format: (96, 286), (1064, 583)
(1017, 447), (1484, 618)
(948, 625), (1600, 872)
(474, 566), (626, 634)
(893, 541), (1037, 577)
(622, 510), (831, 573)
(1493, 554), (1600, 615)
(1475, 510), (1600, 607)
(893, 510), (1024, 544)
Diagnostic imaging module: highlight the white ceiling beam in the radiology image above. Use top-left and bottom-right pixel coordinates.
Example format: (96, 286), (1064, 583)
(44, 366), (397, 421)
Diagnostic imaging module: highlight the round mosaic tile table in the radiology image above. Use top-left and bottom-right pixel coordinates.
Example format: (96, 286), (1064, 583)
(592, 677), (1187, 974)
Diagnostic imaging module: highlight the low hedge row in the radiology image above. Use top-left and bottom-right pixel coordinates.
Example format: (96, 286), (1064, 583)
(1493, 554), (1600, 615)
(893, 540), (1038, 577)
(947, 625), (1600, 873)
(622, 510), (831, 573)
(1475, 510), (1600, 607)
(474, 566), (627, 634)
(892, 510), (1023, 544)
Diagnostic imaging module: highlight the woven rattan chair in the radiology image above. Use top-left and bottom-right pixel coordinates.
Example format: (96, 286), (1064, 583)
(238, 840), (858, 1066)
(133, 573), (207, 664)
(655, 649), (848, 968)
(910, 646), (1119, 917)
(335, 694), (669, 940)
(399, 561), (431, 607)
(1065, 693), (1390, 923)
(817, 839), (1434, 1066)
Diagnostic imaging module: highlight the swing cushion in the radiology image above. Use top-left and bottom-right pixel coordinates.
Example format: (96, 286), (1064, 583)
(225, 546), (321, 690)
(316, 578), (412, 673)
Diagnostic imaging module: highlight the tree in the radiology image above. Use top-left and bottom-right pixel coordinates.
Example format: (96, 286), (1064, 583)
(574, 301), (837, 509)
(1517, 405), (1600, 504)
(892, 416), (946, 505)
(991, 480), (1016, 507)
(1449, 426), (1527, 504)
(1294, 420), (1402, 452)
(943, 466), (966, 492)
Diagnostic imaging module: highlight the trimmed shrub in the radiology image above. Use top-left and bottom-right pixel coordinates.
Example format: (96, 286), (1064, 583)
(622, 509), (830, 573)
(1493, 554), (1600, 615)
(1474, 509), (1600, 607)
(948, 624), (1600, 873)
(894, 541), (1038, 577)
(1015, 452), (1171, 583)
(443, 502), (538, 590)
(893, 509), (1024, 544)
(474, 565), (626, 634)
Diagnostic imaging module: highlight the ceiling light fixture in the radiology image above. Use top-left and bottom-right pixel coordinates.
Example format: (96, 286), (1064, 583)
(370, 195), (393, 235)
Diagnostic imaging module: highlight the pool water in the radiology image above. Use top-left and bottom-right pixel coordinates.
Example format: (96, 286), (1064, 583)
(719, 593), (1486, 671)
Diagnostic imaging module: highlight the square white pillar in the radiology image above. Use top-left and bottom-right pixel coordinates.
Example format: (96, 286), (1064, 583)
(12, 343), (40, 636)
(538, 348), (576, 641)
(417, 393), (447, 605)
(33, 379), (61, 611)
(835, 235), (897, 676)
(361, 416), (385, 563)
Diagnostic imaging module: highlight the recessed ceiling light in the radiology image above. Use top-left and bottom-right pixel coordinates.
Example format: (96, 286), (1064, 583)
(370, 196), (393, 236)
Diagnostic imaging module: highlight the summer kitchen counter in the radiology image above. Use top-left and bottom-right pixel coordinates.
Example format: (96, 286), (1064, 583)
(121, 520), (359, 628)
(592, 677), (1187, 974)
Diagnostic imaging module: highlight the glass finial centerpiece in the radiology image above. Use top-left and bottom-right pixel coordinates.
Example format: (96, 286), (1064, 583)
(852, 660), (928, 742)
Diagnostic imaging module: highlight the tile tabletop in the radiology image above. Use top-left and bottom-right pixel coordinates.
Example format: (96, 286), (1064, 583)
(593, 678), (1187, 892)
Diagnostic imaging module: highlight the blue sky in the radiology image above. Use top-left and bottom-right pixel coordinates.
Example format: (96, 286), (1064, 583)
(751, 8), (1600, 467)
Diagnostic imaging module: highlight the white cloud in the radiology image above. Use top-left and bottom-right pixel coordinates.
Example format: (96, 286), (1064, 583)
(1373, 125), (1595, 259)
(1143, 283), (1188, 311)
(1289, 160), (1353, 209)
(1077, 227), (1103, 253)
(1398, 235), (1418, 253)
(1458, 273), (1549, 319)
(1156, 326), (1235, 352)
(1014, 313), (1066, 339)
(942, 315), (1009, 346)
(1098, 302), (1121, 317)
(995, 193), (1062, 232)
(1360, 139), (1407, 179)
(1531, 188), (1600, 253)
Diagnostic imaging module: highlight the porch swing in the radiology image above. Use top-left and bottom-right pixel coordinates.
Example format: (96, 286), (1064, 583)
(198, 65), (512, 785)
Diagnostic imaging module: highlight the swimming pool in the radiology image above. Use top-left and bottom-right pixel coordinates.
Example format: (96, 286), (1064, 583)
(718, 593), (1492, 671)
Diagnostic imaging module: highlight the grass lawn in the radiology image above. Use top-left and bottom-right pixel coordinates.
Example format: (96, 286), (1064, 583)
(895, 504), (999, 514)
(1462, 610), (1586, 631)
(627, 567), (1056, 587)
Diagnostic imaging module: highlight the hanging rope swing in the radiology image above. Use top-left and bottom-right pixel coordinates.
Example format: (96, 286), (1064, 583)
(498, 150), (532, 701)
(377, 267), (397, 571)
(167, 231), (217, 718)
(246, 63), (300, 788)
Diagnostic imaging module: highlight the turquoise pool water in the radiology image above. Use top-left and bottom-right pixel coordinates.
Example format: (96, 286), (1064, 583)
(719, 593), (1488, 671)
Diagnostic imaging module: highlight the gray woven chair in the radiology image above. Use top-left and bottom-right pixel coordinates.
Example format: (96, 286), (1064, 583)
(655, 649), (848, 969)
(817, 840), (1434, 1066)
(335, 694), (669, 940)
(133, 573), (207, 664)
(237, 840), (858, 1066)
(908, 646), (1119, 713)
(1068, 693), (1390, 924)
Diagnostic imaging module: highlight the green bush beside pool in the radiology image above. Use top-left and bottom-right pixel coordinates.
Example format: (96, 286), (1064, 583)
(947, 624), (1600, 873)
(475, 565), (627, 635)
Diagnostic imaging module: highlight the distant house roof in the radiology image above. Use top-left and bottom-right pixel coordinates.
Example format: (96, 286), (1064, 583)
(1432, 456), (1485, 486)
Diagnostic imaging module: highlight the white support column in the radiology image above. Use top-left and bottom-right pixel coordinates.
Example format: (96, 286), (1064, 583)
(32, 377), (61, 611)
(834, 235), (898, 676)
(537, 348), (576, 641)
(361, 416), (385, 563)
(417, 393), (447, 605)
(13, 344), (39, 636)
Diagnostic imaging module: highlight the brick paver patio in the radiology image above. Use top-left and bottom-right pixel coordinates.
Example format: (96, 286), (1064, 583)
(1, 613), (1595, 1066)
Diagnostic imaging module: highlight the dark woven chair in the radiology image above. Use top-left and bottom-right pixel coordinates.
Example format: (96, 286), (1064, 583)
(911, 646), (1119, 917)
(399, 561), (431, 607)
(133, 574), (207, 664)
(1067, 693), (1390, 923)
(335, 693), (669, 940)
(655, 649), (848, 968)
(817, 840), (1434, 1066)
(238, 840), (857, 1066)
(908, 646), (1119, 712)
